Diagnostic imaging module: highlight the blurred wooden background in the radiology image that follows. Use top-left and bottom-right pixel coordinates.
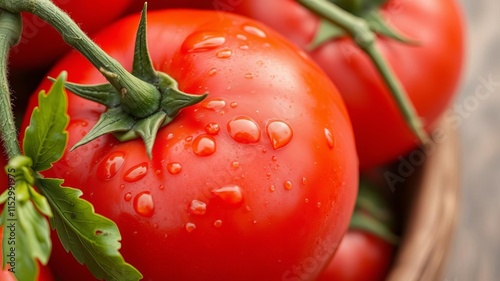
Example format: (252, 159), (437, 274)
(444, 0), (500, 280)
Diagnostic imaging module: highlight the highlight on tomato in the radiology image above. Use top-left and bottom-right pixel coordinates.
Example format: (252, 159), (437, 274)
(21, 9), (359, 281)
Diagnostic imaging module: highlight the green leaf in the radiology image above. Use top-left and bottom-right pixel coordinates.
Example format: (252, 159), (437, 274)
(37, 178), (142, 281)
(1, 199), (51, 281)
(23, 72), (69, 172)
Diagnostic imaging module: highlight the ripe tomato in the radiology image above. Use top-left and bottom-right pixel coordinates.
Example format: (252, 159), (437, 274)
(229, 0), (465, 169)
(10, 0), (134, 70)
(317, 230), (394, 281)
(22, 10), (358, 280)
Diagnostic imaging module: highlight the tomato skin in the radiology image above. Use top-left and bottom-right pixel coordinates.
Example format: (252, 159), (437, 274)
(229, 0), (465, 170)
(10, 0), (134, 70)
(316, 230), (394, 281)
(22, 10), (358, 281)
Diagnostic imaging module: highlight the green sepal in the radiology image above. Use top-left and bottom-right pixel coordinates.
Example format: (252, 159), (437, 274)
(308, 19), (346, 50)
(61, 81), (120, 108)
(23, 72), (69, 172)
(365, 11), (418, 44)
(36, 178), (143, 281)
(63, 4), (206, 159)
(349, 210), (398, 244)
(71, 108), (135, 151)
(133, 111), (167, 158)
(132, 2), (158, 84)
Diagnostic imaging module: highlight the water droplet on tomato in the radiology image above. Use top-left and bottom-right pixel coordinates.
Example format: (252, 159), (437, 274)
(317, 202), (322, 208)
(205, 122), (221, 135)
(266, 120), (293, 150)
(236, 34), (247, 41)
(192, 135), (216, 156)
(284, 181), (293, 190)
(124, 163), (148, 182)
(230, 102), (238, 108)
(201, 98), (226, 112)
(159, 184), (165, 190)
(272, 156), (277, 161)
(123, 193), (131, 203)
(167, 162), (182, 175)
(208, 68), (218, 76)
(133, 192), (155, 217)
(181, 31), (226, 53)
(214, 220), (223, 227)
(185, 222), (197, 233)
(167, 133), (174, 140)
(97, 152), (126, 181)
(119, 184), (125, 190)
(231, 161), (240, 169)
(324, 128), (336, 149)
(242, 25), (267, 38)
(269, 185), (276, 192)
(227, 116), (261, 144)
(305, 198), (310, 203)
(212, 184), (243, 204)
(302, 177), (308, 185)
(216, 47), (233, 59)
(244, 73), (254, 79)
(189, 200), (207, 215)
(185, 136), (193, 142)
(239, 45), (249, 50)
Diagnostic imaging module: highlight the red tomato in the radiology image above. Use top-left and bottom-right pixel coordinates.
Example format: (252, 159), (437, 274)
(229, 0), (465, 170)
(22, 10), (358, 280)
(317, 230), (394, 281)
(10, 0), (134, 70)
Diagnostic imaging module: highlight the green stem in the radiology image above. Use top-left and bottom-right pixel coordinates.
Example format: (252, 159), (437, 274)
(0, 10), (22, 159)
(0, 0), (161, 119)
(297, 0), (430, 144)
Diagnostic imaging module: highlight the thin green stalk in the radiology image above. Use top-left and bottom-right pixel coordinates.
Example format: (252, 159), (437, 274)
(0, 10), (22, 159)
(297, 0), (430, 144)
(0, 0), (160, 119)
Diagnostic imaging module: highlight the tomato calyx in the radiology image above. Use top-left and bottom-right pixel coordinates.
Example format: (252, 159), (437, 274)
(61, 6), (207, 158)
(349, 179), (398, 244)
(309, 0), (417, 49)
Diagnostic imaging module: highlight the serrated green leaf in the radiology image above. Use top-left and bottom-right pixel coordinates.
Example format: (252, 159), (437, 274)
(36, 178), (142, 281)
(23, 72), (69, 172)
(1, 199), (51, 281)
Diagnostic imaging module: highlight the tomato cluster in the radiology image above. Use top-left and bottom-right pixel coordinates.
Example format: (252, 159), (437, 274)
(2, 0), (465, 280)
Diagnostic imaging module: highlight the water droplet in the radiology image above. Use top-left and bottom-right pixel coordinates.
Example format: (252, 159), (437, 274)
(317, 202), (322, 208)
(153, 223), (159, 229)
(236, 34), (247, 41)
(212, 184), (243, 204)
(201, 98), (226, 112)
(167, 162), (182, 175)
(266, 172), (272, 179)
(167, 133), (174, 140)
(284, 181), (293, 190)
(302, 177), (308, 185)
(192, 135), (216, 156)
(190, 200), (207, 215)
(185, 136), (193, 142)
(208, 68), (218, 76)
(243, 25), (267, 38)
(124, 163), (148, 182)
(181, 31), (226, 53)
(239, 45), (249, 50)
(97, 152), (126, 181)
(227, 116), (261, 144)
(324, 128), (336, 149)
(305, 198), (310, 203)
(266, 120), (293, 150)
(272, 156), (277, 161)
(159, 184), (165, 190)
(270, 185), (276, 192)
(231, 161), (240, 169)
(133, 191), (155, 217)
(214, 220), (223, 227)
(205, 122), (221, 135)
(119, 184), (125, 190)
(244, 73), (254, 79)
(216, 47), (233, 59)
(185, 222), (197, 232)
(230, 102), (238, 108)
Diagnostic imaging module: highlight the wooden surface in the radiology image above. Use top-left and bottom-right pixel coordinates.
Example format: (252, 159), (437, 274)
(443, 0), (500, 280)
